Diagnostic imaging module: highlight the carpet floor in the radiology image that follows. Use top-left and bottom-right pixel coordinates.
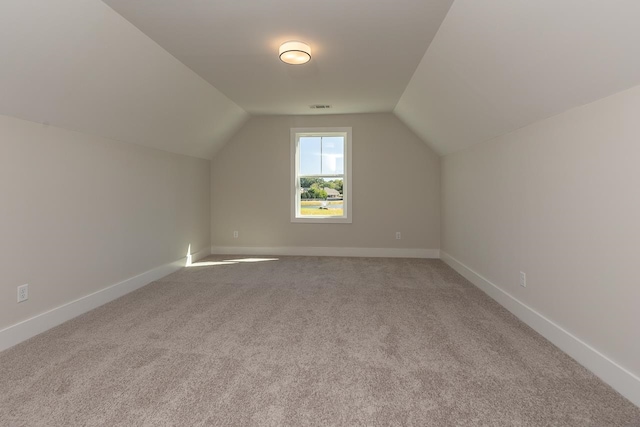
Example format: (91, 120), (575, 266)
(1, 256), (638, 426)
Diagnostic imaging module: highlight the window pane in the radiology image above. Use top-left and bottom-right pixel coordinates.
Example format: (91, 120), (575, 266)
(321, 136), (344, 175)
(298, 177), (344, 217)
(299, 137), (321, 175)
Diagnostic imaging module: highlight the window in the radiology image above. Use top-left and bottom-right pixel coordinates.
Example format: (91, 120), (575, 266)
(291, 127), (352, 223)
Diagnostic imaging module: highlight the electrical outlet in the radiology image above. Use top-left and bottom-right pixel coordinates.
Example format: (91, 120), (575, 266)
(233, 230), (238, 238)
(17, 284), (29, 303)
(395, 232), (401, 240)
(520, 272), (526, 288)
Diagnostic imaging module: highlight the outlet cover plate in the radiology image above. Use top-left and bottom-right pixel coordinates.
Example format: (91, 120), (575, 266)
(17, 284), (29, 303)
(520, 272), (527, 288)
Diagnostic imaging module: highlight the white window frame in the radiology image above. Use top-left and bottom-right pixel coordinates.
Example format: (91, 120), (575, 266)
(291, 127), (352, 224)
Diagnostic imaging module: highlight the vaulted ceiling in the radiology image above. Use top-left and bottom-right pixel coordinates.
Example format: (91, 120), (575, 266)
(102, 0), (454, 116)
(395, 0), (640, 155)
(2, 0), (640, 158)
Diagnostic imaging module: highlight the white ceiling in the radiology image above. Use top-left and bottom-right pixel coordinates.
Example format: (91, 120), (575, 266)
(396, 0), (640, 155)
(102, 0), (454, 116)
(3, 1), (640, 158)
(0, 0), (247, 159)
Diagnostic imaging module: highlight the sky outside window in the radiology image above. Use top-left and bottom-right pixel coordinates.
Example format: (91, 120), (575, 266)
(300, 136), (344, 176)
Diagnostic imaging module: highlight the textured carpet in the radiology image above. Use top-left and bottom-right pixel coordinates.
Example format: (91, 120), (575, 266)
(1, 256), (638, 426)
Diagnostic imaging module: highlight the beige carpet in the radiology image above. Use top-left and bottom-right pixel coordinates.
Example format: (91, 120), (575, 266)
(1, 256), (638, 426)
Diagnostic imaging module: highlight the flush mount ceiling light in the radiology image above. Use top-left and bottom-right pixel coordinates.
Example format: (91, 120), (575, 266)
(279, 41), (311, 65)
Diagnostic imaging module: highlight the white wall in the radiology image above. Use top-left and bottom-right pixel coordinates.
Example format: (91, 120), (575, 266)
(0, 114), (211, 330)
(441, 85), (640, 397)
(211, 113), (440, 254)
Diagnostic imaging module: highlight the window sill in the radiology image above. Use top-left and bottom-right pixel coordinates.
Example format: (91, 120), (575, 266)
(291, 216), (352, 224)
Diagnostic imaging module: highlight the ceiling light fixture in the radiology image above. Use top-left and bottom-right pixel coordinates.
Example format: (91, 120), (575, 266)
(279, 41), (311, 65)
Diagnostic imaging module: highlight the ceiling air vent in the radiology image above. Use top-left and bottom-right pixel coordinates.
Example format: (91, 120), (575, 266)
(309, 105), (331, 109)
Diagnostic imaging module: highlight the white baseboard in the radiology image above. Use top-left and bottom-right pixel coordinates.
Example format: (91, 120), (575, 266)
(211, 246), (440, 259)
(440, 251), (640, 408)
(0, 247), (210, 353)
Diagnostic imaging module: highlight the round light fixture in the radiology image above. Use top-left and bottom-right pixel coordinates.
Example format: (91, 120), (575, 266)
(279, 41), (311, 65)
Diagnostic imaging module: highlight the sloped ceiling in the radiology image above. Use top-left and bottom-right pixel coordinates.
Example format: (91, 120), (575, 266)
(101, 0), (454, 116)
(395, 0), (640, 155)
(3, 1), (640, 158)
(0, 0), (248, 159)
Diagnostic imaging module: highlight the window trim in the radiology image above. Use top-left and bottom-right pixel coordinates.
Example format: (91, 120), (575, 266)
(290, 127), (352, 224)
